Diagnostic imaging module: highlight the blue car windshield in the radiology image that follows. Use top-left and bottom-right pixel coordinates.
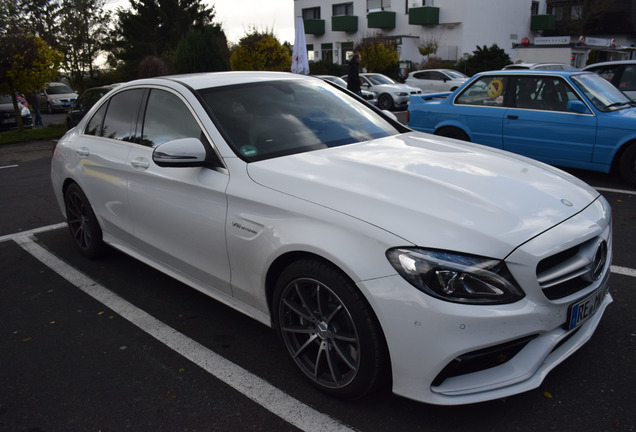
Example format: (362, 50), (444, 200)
(572, 73), (634, 111)
(198, 79), (399, 161)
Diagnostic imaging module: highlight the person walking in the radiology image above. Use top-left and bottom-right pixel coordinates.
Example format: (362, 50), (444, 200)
(28, 92), (43, 127)
(347, 52), (362, 96)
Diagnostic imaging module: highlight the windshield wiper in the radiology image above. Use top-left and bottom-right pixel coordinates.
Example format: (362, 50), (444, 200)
(605, 101), (633, 109)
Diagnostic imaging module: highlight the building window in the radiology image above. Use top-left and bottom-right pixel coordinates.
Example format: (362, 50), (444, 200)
(302, 7), (320, 19)
(367, 0), (391, 12)
(547, 5), (563, 21)
(333, 2), (354, 16)
(531, 1), (539, 15)
(571, 5), (582, 20)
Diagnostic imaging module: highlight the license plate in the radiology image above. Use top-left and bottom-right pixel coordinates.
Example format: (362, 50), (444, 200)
(1, 118), (16, 124)
(566, 286), (608, 330)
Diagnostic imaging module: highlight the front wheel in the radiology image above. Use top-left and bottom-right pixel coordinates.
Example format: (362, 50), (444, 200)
(378, 94), (394, 111)
(273, 259), (387, 399)
(618, 143), (636, 188)
(64, 183), (105, 258)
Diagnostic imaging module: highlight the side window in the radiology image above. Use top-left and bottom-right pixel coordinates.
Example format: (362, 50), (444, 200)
(534, 78), (578, 112)
(141, 89), (203, 147)
(594, 66), (618, 83)
(515, 77), (541, 109)
(414, 72), (431, 80)
(85, 102), (108, 136)
(101, 89), (144, 141)
(619, 65), (636, 92)
(456, 76), (507, 106)
(430, 71), (444, 81)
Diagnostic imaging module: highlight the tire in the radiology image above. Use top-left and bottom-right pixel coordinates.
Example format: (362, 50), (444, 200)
(64, 183), (105, 258)
(378, 94), (394, 111)
(618, 143), (636, 188)
(435, 126), (470, 142)
(273, 259), (387, 399)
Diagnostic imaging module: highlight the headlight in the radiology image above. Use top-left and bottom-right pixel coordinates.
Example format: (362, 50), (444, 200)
(386, 248), (525, 304)
(395, 92), (408, 97)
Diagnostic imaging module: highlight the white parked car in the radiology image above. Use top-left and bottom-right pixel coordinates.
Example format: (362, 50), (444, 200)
(405, 69), (469, 92)
(342, 72), (422, 110)
(51, 71), (612, 405)
(315, 74), (378, 106)
(583, 60), (636, 100)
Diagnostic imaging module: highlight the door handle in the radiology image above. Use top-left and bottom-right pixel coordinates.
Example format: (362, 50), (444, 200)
(76, 147), (90, 157)
(507, 115), (519, 120)
(131, 158), (150, 169)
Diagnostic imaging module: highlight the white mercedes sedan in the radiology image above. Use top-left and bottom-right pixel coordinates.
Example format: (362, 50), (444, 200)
(51, 72), (612, 405)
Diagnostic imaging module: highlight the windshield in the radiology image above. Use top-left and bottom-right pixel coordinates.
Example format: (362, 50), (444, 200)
(47, 84), (74, 94)
(199, 79), (399, 161)
(366, 74), (396, 85)
(445, 70), (468, 79)
(571, 73), (633, 111)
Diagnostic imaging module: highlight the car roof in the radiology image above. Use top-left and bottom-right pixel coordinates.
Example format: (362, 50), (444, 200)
(122, 71), (317, 91)
(473, 69), (590, 78)
(583, 60), (636, 69)
(503, 62), (578, 70)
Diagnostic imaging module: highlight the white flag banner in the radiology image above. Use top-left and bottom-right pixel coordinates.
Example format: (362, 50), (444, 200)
(291, 17), (310, 75)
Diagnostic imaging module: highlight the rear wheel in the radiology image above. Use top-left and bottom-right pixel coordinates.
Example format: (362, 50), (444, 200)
(618, 143), (636, 187)
(64, 183), (105, 258)
(435, 126), (470, 141)
(273, 259), (387, 399)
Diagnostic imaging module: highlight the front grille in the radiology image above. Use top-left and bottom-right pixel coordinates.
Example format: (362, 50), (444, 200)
(536, 236), (608, 300)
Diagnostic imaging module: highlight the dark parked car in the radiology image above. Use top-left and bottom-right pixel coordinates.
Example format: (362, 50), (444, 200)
(0, 94), (33, 131)
(67, 84), (119, 128)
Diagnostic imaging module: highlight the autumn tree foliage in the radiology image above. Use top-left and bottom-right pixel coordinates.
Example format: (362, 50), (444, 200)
(0, 26), (63, 130)
(230, 29), (291, 72)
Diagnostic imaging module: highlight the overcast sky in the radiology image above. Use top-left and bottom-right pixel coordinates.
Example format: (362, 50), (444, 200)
(105, 0), (296, 45)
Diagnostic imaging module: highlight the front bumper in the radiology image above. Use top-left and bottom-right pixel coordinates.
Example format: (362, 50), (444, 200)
(360, 196), (612, 405)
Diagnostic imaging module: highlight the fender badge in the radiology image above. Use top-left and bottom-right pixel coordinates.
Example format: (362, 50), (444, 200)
(561, 199), (573, 207)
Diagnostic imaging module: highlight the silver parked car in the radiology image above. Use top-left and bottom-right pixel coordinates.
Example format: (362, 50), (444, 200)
(405, 69), (469, 92)
(342, 73), (422, 110)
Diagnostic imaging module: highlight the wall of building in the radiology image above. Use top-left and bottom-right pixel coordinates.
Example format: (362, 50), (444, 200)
(295, 0), (546, 67)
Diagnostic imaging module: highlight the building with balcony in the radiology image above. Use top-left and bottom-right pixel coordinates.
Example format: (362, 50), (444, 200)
(294, 0), (636, 72)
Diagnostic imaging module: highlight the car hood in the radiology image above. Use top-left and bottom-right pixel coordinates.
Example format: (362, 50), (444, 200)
(246, 133), (599, 257)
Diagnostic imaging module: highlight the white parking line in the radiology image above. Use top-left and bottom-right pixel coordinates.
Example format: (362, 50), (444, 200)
(0, 164), (19, 169)
(14, 233), (354, 432)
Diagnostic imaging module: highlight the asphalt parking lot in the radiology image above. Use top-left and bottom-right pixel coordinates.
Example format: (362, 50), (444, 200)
(1, 139), (634, 432)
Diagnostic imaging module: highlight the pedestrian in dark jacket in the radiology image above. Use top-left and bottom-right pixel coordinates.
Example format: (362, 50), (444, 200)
(347, 52), (362, 96)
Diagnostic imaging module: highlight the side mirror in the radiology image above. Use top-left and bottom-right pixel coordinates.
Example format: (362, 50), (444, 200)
(567, 100), (590, 114)
(152, 137), (208, 167)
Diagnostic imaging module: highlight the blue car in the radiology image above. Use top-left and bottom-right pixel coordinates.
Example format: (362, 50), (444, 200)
(408, 70), (636, 187)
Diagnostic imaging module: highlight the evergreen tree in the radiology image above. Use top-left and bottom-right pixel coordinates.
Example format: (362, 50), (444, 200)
(174, 24), (230, 73)
(455, 44), (511, 77)
(110, 0), (216, 80)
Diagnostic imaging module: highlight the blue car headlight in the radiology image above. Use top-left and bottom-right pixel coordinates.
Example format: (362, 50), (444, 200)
(387, 248), (525, 304)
